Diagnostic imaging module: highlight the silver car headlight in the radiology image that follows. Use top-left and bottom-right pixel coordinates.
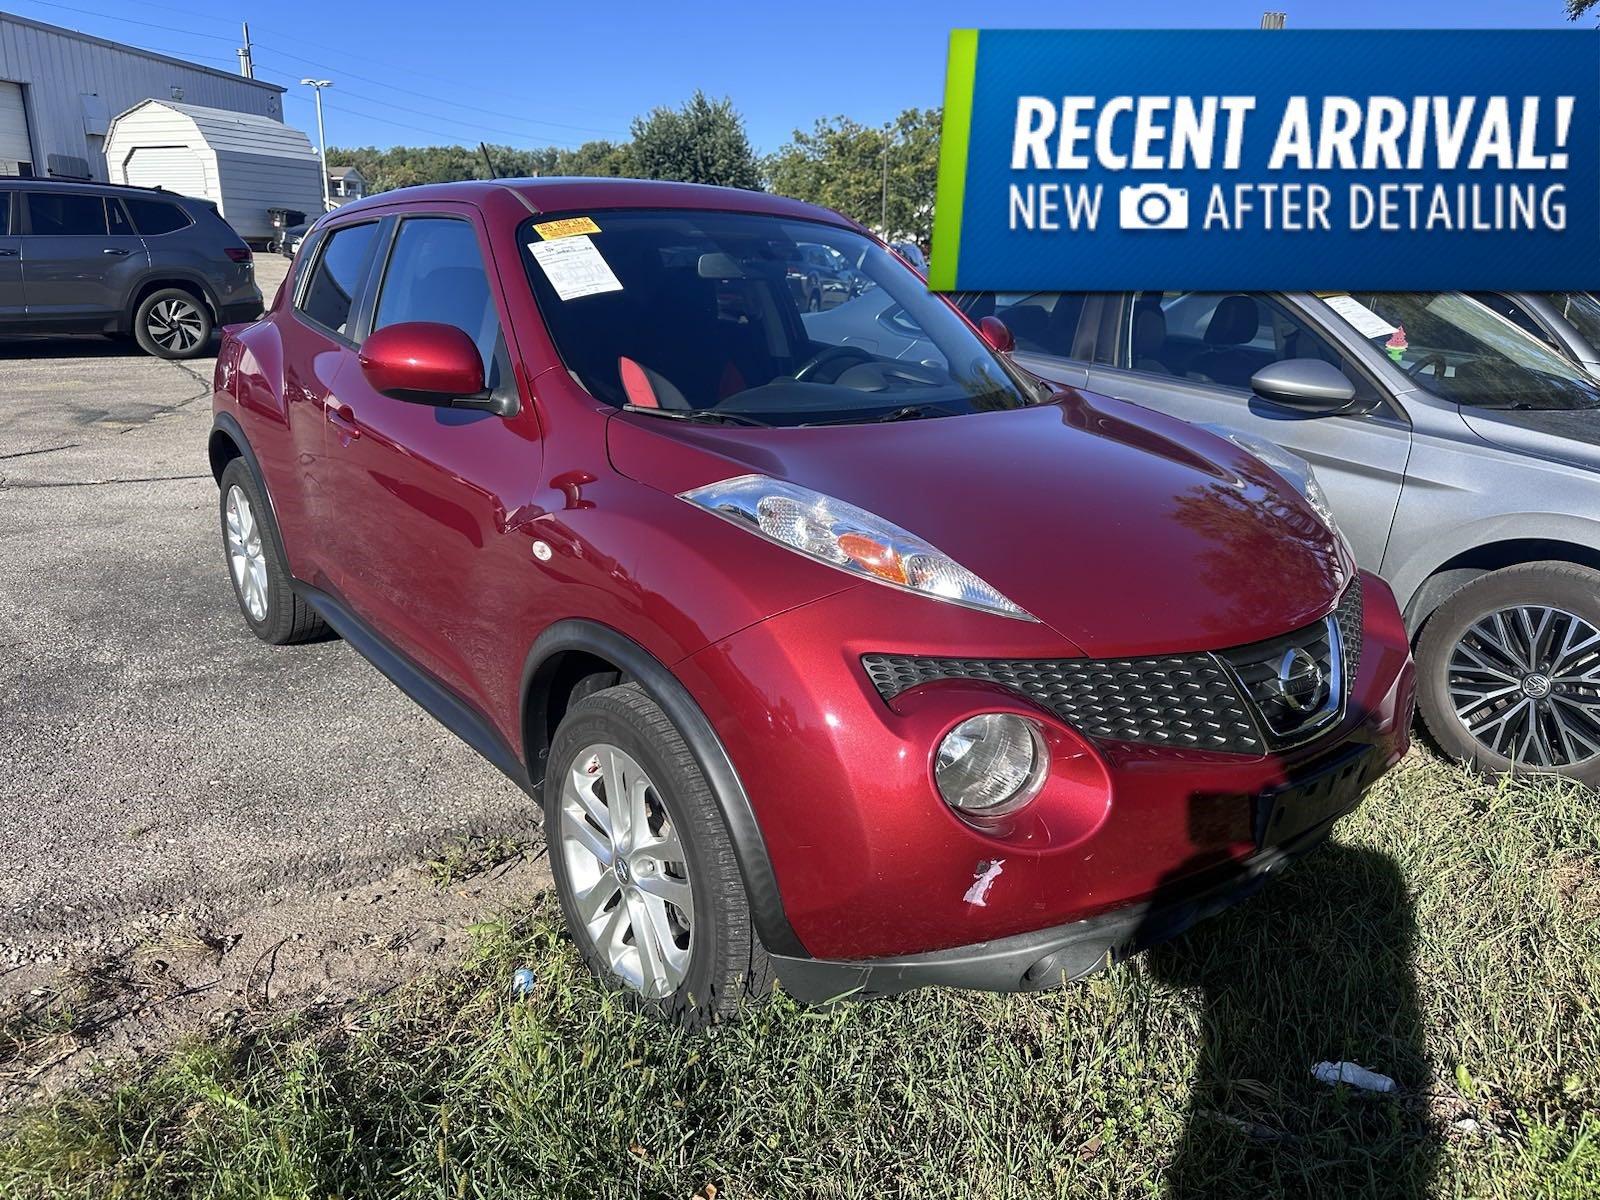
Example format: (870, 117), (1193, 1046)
(1203, 427), (1344, 541)
(678, 474), (1035, 620)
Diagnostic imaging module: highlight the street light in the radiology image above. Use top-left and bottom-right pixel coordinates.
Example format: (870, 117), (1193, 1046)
(300, 79), (333, 211)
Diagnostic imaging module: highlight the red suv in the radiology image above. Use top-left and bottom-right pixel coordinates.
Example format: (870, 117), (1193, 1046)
(210, 180), (1415, 1021)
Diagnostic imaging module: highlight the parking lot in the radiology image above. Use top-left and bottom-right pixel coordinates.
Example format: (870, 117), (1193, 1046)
(0, 256), (548, 1079)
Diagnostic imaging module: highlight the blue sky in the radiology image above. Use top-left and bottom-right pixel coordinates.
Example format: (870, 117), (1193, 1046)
(7, 0), (1591, 154)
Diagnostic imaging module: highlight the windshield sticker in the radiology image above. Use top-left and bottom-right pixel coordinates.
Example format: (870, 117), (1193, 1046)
(527, 236), (623, 301)
(1323, 294), (1397, 341)
(532, 216), (602, 240)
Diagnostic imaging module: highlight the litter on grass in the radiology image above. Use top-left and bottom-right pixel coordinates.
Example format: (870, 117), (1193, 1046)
(510, 966), (537, 998)
(1311, 1061), (1395, 1093)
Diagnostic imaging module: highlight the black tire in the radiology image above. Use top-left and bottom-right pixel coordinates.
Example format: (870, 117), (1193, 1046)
(1416, 561), (1600, 786)
(217, 458), (330, 645)
(545, 682), (773, 1024)
(133, 287), (213, 360)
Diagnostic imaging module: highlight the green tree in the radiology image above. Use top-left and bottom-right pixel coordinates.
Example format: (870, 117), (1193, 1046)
(627, 91), (761, 188)
(763, 108), (941, 243)
(1569, 0), (1598, 16)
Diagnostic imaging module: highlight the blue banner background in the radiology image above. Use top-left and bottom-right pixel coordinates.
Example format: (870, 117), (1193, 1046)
(946, 30), (1599, 291)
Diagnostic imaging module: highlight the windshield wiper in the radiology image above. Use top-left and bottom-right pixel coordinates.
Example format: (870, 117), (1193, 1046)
(622, 405), (770, 427)
(873, 404), (952, 422)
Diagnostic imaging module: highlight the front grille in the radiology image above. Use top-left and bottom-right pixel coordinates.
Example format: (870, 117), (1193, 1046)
(862, 578), (1365, 755)
(1335, 574), (1364, 691)
(1217, 617), (1339, 743)
(862, 653), (1266, 754)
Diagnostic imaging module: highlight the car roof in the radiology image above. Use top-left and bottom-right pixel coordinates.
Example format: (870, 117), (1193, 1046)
(11, 178), (202, 206)
(329, 177), (864, 231)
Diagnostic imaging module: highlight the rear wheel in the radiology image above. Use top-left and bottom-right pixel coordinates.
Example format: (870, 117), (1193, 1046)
(545, 682), (772, 1024)
(134, 288), (212, 359)
(1416, 561), (1600, 785)
(218, 458), (329, 645)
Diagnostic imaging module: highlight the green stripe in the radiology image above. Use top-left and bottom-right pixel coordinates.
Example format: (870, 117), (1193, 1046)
(929, 29), (978, 292)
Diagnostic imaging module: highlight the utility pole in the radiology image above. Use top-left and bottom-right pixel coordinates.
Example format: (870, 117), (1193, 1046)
(880, 123), (892, 238)
(301, 79), (333, 211)
(236, 21), (254, 78)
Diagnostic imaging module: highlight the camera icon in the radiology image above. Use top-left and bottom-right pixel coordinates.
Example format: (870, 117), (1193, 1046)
(1119, 184), (1189, 231)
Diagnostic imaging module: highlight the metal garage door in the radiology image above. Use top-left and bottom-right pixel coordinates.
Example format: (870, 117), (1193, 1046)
(123, 145), (208, 199)
(0, 82), (32, 176)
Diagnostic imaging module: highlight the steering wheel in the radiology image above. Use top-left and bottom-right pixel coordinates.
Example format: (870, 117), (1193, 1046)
(1406, 352), (1449, 381)
(793, 344), (876, 383)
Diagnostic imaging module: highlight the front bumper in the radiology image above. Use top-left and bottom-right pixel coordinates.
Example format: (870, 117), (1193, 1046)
(769, 741), (1385, 1001)
(677, 569), (1415, 966)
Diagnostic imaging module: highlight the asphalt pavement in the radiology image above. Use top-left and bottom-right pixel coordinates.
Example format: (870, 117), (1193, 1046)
(0, 256), (542, 970)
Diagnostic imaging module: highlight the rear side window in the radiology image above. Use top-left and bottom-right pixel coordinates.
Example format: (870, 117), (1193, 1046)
(298, 222), (381, 336)
(25, 192), (108, 236)
(0, 193), (11, 236)
(106, 199), (134, 236)
(124, 197), (192, 236)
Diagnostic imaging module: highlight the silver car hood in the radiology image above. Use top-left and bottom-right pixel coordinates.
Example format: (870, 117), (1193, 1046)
(1460, 406), (1600, 474)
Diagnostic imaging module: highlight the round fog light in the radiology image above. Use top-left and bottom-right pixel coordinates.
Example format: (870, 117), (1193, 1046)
(935, 713), (1047, 816)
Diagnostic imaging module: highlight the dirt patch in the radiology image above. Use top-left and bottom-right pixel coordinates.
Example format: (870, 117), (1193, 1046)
(0, 837), (549, 1109)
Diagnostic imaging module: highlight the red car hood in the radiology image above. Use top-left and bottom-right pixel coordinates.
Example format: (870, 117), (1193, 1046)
(606, 392), (1350, 657)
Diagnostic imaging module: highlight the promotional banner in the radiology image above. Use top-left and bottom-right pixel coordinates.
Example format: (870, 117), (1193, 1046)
(930, 29), (1599, 291)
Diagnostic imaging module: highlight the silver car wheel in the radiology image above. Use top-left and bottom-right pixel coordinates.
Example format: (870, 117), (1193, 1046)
(1449, 605), (1600, 768)
(147, 297), (206, 353)
(225, 485), (269, 622)
(559, 742), (695, 999)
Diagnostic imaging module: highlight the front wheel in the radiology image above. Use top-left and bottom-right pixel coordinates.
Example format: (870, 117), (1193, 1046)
(134, 288), (212, 359)
(545, 682), (772, 1024)
(1416, 561), (1600, 785)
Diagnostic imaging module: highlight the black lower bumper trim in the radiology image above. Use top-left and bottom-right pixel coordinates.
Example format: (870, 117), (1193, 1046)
(770, 817), (1342, 1004)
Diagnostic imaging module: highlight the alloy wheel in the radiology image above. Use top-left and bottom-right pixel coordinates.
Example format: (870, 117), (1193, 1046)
(225, 485), (269, 622)
(146, 297), (206, 353)
(558, 742), (695, 999)
(1449, 604), (1600, 768)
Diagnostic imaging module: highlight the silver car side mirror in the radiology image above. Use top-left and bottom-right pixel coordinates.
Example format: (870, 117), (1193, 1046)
(1251, 358), (1358, 414)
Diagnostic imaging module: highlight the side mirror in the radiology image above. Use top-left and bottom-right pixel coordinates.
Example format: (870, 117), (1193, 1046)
(358, 322), (494, 409)
(978, 314), (1015, 354)
(1250, 358), (1358, 414)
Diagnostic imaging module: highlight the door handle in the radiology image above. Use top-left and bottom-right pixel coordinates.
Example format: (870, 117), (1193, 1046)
(102, 247), (131, 256)
(0, 248), (16, 257)
(325, 398), (360, 439)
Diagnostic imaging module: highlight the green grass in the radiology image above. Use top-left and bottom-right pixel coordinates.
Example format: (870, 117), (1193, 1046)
(3, 754), (1597, 1199)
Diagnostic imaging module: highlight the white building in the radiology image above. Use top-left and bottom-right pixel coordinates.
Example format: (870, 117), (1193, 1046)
(105, 100), (325, 242)
(0, 12), (286, 181)
(327, 165), (367, 203)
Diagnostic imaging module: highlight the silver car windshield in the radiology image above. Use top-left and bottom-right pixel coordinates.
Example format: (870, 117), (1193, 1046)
(1544, 291), (1600, 353)
(1328, 292), (1600, 411)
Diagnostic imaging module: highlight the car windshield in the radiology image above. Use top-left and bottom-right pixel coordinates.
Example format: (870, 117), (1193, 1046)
(1543, 291), (1600, 353)
(1321, 292), (1600, 411)
(517, 209), (1029, 426)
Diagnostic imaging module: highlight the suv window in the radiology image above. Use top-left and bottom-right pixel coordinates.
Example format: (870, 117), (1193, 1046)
(124, 197), (192, 236)
(373, 216), (512, 398)
(1124, 292), (1370, 399)
(25, 191), (108, 236)
(298, 222), (380, 336)
(0, 193), (11, 236)
(106, 198), (134, 236)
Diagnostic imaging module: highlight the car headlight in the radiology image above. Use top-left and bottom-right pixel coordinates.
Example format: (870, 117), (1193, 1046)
(935, 713), (1047, 815)
(678, 474), (1035, 620)
(1202, 427), (1343, 540)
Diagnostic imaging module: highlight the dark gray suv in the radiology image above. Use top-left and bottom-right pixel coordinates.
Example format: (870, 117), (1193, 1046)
(0, 180), (262, 360)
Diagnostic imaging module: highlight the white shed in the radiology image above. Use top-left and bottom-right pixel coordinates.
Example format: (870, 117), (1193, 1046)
(103, 99), (324, 242)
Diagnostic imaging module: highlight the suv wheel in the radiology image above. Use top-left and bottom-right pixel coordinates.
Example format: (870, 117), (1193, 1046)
(134, 288), (212, 360)
(218, 459), (329, 644)
(545, 682), (772, 1024)
(1416, 561), (1600, 785)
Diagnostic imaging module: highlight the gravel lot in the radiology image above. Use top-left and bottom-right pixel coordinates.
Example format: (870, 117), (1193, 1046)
(0, 256), (548, 1087)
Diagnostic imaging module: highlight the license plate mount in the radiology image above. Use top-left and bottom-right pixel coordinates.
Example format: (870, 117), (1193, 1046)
(1254, 745), (1376, 848)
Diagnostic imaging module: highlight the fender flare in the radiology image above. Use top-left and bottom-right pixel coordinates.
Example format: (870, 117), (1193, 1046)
(209, 412), (293, 572)
(521, 619), (807, 958)
(125, 269), (223, 326)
